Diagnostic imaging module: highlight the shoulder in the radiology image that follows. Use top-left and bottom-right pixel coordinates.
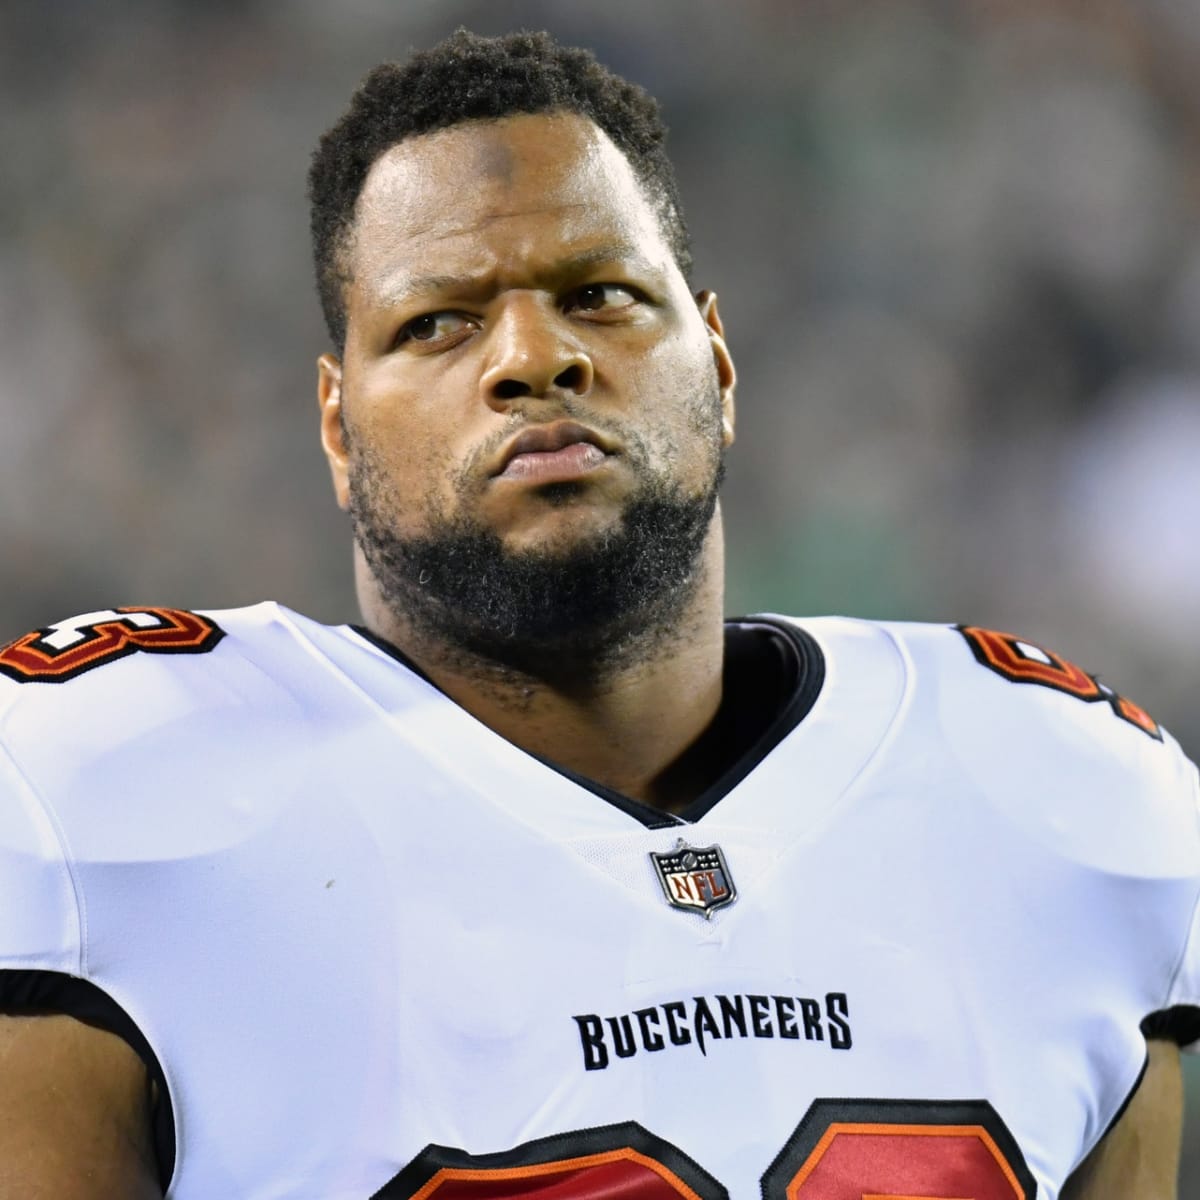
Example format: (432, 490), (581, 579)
(0, 601), (332, 693)
(1, 602), (291, 731)
(0, 600), (444, 806)
(0, 602), (381, 936)
(895, 620), (1195, 816)
(0, 599), (379, 697)
(776, 614), (1200, 878)
(0, 602), (370, 803)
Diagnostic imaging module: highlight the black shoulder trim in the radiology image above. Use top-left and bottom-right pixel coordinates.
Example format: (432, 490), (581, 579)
(0, 970), (175, 1191)
(1141, 1004), (1200, 1047)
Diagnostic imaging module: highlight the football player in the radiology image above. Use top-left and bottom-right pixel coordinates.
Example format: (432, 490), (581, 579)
(0, 30), (1195, 1200)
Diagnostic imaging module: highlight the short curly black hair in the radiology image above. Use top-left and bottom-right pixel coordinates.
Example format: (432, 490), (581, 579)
(308, 29), (692, 350)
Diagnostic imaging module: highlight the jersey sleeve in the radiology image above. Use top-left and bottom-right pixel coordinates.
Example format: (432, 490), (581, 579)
(0, 723), (176, 1188)
(903, 622), (1200, 1057)
(1156, 765), (1200, 1052)
(0, 740), (81, 974)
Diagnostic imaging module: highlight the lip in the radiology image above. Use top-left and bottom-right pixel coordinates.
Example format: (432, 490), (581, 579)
(490, 420), (617, 478)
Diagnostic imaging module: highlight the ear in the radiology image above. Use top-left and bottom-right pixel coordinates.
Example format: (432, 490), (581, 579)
(317, 354), (351, 511)
(695, 290), (736, 447)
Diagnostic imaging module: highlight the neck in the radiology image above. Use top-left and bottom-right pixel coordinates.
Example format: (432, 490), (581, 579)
(356, 523), (728, 812)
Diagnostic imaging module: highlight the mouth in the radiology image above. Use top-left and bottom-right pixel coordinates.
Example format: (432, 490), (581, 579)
(492, 421), (617, 484)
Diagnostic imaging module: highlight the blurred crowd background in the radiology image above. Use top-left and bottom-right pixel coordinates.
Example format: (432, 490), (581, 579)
(2, 0), (1198, 1178)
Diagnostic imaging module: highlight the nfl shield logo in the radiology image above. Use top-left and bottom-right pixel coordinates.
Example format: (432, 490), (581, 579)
(650, 839), (737, 919)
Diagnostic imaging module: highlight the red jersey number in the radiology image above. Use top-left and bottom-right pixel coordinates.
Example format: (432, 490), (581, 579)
(372, 1122), (726, 1200)
(958, 623), (1160, 740)
(0, 607), (223, 684)
(372, 1100), (1035, 1200)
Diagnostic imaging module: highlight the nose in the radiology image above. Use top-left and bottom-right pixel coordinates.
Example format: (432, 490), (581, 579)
(480, 294), (594, 411)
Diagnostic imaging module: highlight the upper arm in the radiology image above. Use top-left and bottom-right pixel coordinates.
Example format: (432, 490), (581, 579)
(0, 691), (161, 1195)
(1061, 1038), (1183, 1200)
(0, 1013), (162, 1199)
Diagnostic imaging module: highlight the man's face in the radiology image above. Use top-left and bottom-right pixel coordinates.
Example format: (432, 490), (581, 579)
(319, 111), (735, 662)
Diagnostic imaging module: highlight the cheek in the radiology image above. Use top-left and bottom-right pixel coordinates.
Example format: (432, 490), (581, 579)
(626, 338), (722, 451)
(351, 361), (486, 493)
(348, 385), (450, 490)
(346, 416), (437, 531)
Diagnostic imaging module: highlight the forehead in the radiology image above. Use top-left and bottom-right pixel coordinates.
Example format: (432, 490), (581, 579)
(347, 112), (672, 296)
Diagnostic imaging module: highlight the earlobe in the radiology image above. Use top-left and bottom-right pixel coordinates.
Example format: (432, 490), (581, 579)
(317, 353), (351, 511)
(696, 290), (736, 447)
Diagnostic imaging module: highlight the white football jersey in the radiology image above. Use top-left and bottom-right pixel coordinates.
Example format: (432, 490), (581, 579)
(0, 603), (1196, 1200)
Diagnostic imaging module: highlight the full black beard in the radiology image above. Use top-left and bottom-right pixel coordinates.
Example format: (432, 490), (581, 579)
(350, 465), (724, 678)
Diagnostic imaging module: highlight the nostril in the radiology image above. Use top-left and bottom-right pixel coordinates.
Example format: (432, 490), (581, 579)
(493, 379), (532, 401)
(554, 363), (586, 392)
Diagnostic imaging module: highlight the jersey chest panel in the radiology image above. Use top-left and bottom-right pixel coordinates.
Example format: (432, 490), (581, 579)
(66, 714), (1151, 1200)
(7, 608), (1197, 1200)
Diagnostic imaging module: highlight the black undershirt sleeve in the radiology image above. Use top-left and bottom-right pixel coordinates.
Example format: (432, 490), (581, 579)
(1140, 1005), (1200, 1048)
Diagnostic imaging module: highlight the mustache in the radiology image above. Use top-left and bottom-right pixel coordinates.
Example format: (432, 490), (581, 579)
(458, 401), (651, 486)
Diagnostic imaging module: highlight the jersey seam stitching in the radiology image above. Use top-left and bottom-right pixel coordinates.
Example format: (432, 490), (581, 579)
(0, 739), (86, 976)
(287, 610), (440, 717)
(1073, 1042), (1150, 1172)
(825, 617), (918, 804)
(1159, 765), (1200, 1016)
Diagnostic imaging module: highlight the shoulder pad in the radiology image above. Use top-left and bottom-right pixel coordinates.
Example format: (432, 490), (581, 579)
(0, 607), (225, 686)
(0, 747), (80, 970)
(890, 621), (1200, 879)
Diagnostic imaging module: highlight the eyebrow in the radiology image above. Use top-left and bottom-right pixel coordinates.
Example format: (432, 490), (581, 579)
(376, 242), (655, 304)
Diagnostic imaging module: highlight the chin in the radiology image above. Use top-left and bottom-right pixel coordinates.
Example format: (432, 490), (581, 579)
(497, 503), (626, 558)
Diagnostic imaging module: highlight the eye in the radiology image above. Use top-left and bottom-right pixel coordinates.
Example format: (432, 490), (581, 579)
(567, 283), (641, 313)
(396, 311), (473, 346)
